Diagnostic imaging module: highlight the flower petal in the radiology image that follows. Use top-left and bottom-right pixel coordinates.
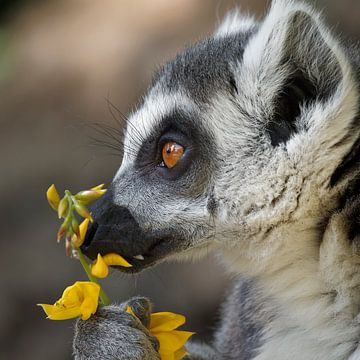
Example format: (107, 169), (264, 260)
(38, 282), (100, 321)
(103, 253), (132, 268)
(38, 303), (81, 320)
(61, 286), (81, 307)
(154, 330), (194, 353)
(46, 184), (60, 211)
(157, 352), (174, 360)
(91, 254), (109, 278)
(79, 218), (89, 243)
(74, 281), (101, 302)
(150, 312), (186, 333)
(80, 297), (98, 320)
(174, 347), (188, 360)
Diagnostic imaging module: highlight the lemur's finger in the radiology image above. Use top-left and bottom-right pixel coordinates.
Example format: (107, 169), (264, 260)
(120, 297), (159, 352)
(120, 296), (152, 328)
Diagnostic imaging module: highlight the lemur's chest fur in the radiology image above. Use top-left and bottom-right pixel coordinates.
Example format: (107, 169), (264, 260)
(220, 210), (360, 360)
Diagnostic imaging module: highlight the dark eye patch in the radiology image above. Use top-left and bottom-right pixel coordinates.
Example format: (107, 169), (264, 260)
(135, 110), (199, 179)
(135, 111), (191, 166)
(134, 109), (216, 187)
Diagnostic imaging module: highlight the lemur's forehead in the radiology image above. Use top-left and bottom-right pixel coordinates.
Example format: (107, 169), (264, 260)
(154, 32), (254, 102)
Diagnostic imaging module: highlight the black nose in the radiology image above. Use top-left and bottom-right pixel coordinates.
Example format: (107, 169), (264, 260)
(80, 186), (113, 253)
(81, 203), (142, 257)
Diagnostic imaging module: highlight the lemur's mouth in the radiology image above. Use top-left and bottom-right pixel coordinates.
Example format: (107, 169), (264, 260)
(81, 222), (183, 273)
(114, 238), (173, 273)
(80, 203), (190, 272)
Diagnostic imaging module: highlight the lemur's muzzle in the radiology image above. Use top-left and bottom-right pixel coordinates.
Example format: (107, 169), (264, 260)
(80, 190), (175, 272)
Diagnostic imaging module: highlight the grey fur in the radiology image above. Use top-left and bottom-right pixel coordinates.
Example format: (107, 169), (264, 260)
(73, 298), (159, 360)
(213, 279), (268, 359)
(154, 31), (254, 103)
(75, 0), (360, 359)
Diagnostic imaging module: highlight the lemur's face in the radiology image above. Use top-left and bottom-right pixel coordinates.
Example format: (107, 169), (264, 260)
(82, 1), (359, 273)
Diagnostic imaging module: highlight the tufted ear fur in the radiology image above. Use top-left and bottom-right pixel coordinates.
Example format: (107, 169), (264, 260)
(235, 0), (359, 180)
(214, 9), (257, 38)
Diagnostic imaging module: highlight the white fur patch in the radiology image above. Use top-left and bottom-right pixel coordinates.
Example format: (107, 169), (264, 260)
(214, 9), (257, 38)
(114, 89), (195, 179)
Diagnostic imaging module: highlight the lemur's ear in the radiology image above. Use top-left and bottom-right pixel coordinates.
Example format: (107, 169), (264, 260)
(237, 0), (358, 174)
(240, 1), (343, 101)
(214, 9), (257, 38)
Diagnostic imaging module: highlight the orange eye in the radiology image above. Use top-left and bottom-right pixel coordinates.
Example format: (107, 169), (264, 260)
(162, 141), (184, 168)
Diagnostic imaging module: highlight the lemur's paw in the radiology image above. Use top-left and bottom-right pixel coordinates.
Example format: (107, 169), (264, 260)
(73, 297), (160, 360)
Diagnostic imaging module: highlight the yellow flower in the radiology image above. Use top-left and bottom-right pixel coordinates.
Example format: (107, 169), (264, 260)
(91, 253), (132, 278)
(71, 218), (90, 248)
(46, 184), (61, 211)
(127, 308), (194, 360)
(38, 281), (100, 321)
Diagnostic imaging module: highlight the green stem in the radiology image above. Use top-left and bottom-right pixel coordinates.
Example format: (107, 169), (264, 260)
(78, 249), (111, 306)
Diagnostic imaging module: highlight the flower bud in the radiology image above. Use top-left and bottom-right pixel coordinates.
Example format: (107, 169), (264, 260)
(46, 184), (61, 211)
(71, 234), (81, 248)
(57, 222), (67, 242)
(72, 218), (80, 237)
(58, 197), (69, 219)
(75, 190), (106, 205)
(73, 200), (93, 221)
(65, 238), (72, 257)
(71, 218), (89, 248)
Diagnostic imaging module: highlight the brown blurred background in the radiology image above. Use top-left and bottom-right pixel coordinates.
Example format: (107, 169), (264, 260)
(1, 1), (359, 359)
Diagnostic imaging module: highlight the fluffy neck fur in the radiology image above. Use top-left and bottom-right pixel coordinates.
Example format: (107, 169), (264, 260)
(222, 205), (360, 359)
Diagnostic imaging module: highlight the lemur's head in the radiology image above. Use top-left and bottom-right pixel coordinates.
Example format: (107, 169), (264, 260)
(82, 0), (360, 274)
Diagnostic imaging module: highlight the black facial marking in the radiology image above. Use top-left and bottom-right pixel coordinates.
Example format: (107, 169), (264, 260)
(135, 109), (217, 194)
(267, 69), (318, 146)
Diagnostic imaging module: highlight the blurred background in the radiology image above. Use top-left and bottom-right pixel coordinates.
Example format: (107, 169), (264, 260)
(1, 0), (359, 358)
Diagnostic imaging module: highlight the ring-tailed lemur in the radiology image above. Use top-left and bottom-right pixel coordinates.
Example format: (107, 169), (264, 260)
(73, 1), (360, 359)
